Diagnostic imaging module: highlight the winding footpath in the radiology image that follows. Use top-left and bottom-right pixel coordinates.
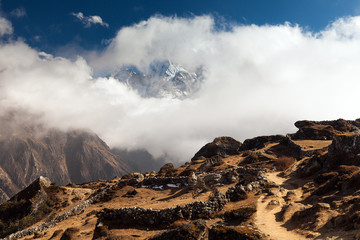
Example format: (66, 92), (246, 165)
(255, 172), (306, 240)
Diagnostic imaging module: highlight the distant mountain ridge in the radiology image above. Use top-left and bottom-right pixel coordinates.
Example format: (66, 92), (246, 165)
(110, 60), (204, 99)
(0, 127), (131, 202)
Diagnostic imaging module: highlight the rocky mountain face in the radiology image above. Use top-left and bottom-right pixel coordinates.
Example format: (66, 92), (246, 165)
(1, 118), (360, 240)
(0, 128), (131, 202)
(110, 60), (203, 99)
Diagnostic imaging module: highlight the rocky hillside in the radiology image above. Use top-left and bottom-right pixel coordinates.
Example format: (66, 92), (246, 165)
(1, 118), (360, 239)
(0, 127), (131, 202)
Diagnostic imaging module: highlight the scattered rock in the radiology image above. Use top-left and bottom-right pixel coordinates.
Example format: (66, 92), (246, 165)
(268, 200), (281, 206)
(203, 173), (222, 186)
(32, 232), (43, 239)
(226, 185), (247, 202)
(222, 170), (239, 184)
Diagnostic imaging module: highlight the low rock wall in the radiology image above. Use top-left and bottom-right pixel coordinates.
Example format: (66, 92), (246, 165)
(139, 177), (188, 188)
(98, 193), (227, 227)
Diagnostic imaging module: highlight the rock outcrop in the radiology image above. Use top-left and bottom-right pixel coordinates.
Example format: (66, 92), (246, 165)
(191, 137), (242, 161)
(240, 135), (288, 151)
(290, 119), (360, 140)
(0, 177), (52, 238)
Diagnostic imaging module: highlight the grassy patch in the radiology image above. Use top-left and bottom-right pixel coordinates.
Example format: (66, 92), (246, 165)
(275, 156), (295, 171)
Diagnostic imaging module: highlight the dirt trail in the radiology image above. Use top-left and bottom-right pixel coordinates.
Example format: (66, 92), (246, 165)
(255, 172), (307, 240)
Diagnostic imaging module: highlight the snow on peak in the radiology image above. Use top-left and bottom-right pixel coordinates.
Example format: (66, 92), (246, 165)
(110, 60), (204, 99)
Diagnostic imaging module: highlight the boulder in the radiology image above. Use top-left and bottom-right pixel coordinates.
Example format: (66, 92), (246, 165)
(240, 135), (288, 151)
(226, 185), (247, 202)
(323, 134), (360, 168)
(266, 137), (304, 159)
(123, 187), (137, 198)
(192, 137), (241, 161)
(199, 156), (224, 172)
(203, 173), (222, 187)
(329, 134), (360, 155)
(158, 163), (176, 176)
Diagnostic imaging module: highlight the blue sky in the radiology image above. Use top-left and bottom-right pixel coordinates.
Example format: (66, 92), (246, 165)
(2, 0), (360, 55)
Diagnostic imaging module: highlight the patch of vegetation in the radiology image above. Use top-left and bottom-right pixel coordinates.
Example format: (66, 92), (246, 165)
(275, 156), (295, 171)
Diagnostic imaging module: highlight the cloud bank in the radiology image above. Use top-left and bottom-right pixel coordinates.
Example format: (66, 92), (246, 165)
(71, 12), (109, 28)
(2, 15), (360, 163)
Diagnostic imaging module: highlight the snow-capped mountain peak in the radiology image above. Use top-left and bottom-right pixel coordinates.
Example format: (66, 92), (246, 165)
(110, 60), (203, 99)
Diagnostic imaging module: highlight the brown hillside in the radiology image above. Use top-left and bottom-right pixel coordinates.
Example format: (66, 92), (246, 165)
(0, 128), (131, 202)
(1, 118), (360, 240)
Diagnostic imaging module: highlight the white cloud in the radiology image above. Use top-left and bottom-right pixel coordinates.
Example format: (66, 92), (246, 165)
(10, 7), (26, 18)
(319, 16), (360, 40)
(0, 17), (13, 36)
(3, 15), (360, 164)
(71, 12), (109, 28)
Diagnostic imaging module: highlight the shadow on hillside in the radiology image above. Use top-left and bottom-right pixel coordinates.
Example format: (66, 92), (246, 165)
(157, 187), (189, 202)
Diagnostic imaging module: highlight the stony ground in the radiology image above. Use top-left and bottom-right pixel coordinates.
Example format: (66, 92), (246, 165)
(2, 119), (360, 240)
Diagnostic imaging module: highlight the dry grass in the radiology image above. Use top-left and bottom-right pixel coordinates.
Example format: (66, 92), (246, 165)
(275, 156), (295, 171)
(293, 140), (332, 150)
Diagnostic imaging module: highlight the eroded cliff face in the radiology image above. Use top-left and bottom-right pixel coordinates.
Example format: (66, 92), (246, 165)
(0, 128), (131, 201)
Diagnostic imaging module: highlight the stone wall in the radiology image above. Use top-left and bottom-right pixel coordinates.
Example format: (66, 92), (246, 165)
(2, 177), (141, 239)
(2, 167), (268, 239)
(2, 175), (206, 239)
(98, 193), (227, 227)
(139, 177), (188, 188)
